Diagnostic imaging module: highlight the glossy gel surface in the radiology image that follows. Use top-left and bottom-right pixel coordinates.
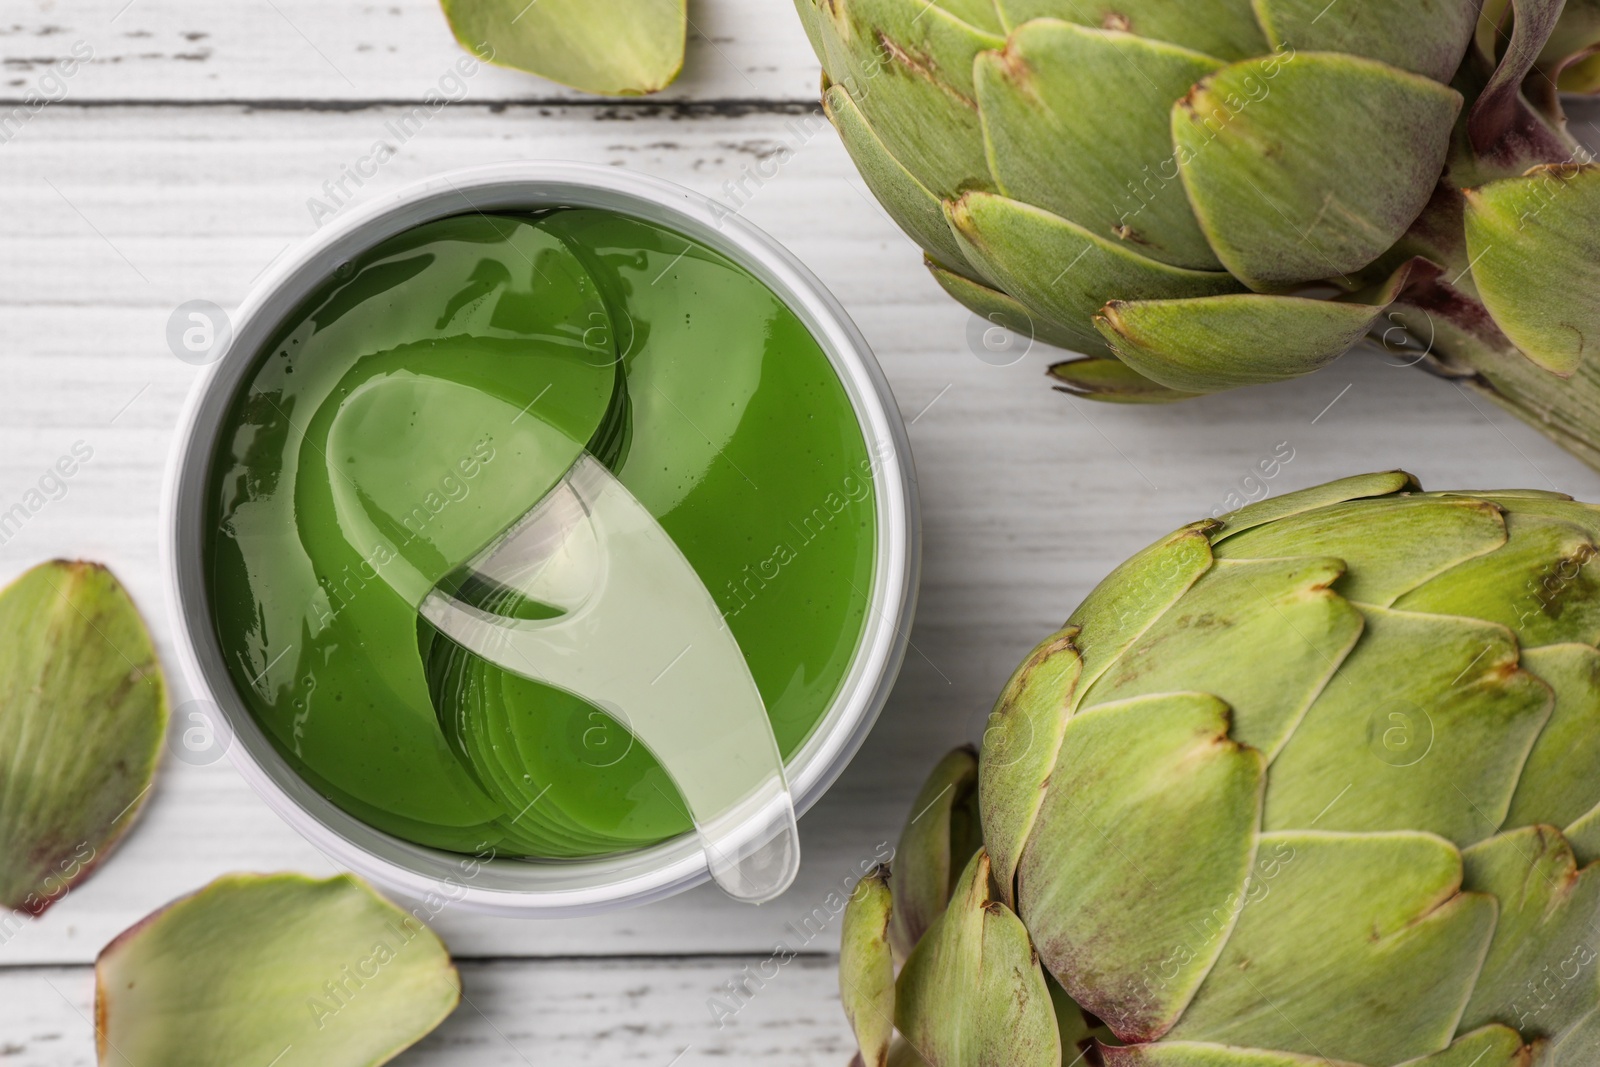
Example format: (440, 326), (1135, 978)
(207, 209), (879, 858)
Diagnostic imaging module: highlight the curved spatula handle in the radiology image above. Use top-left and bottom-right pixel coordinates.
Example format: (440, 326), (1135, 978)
(419, 455), (801, 904)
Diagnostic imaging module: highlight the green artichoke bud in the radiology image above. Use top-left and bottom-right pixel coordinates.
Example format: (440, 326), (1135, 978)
(843, 472), (1600, 1066)
(793, 0), (1600, 471)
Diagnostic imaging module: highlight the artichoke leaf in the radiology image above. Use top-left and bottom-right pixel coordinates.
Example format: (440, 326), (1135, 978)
(927, 258), (1097, 351)
(95, 873), (460, 1067)
(1265, 605), (1551, 848)
(1173, 52), (1461, 290)
(946, 192), (1242, 359)
(841, 868), (897, 1067)
(889, 747), (982, 960)
(1400, 1027), (1537, 1067)
(826, 85), (987, 284)
(1210, 471), (1420, 539)
(979, 628), (1081, 904)
(1082, 556), (1362, 758)
(1395, 496), (1600, 647)
(1093, 293), (1382, 394)
(1216, 494), (1508, 607)
(439, 0), (685, 96)
(0, 561), (166, 915)
(1463, 164), (1600, 376)
(975, 20), (1224, 269)
(1018, 693), (1265, 1044)
(1460, 827), (1600, 1044)
(814, 0), (1003, 199)
(1504, 645), (1600, 831)
(997, 0), (1269, 61)
(1467, 0), (1574, 166)
(1099, 1041), (1368, 1066)
(1253, 0), (1479, 83)
(1170, 831), (1497, 1065)
(1067, 519), (1216, 688)
(895, 850), (1061, 1067)
(1047, 357), (1204, 403)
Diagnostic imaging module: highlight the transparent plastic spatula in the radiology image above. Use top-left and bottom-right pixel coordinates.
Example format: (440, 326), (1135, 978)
(417, 454), (801, 904)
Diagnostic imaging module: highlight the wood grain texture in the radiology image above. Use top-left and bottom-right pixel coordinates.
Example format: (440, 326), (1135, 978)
(4, 3), (1600, 1062)
(5, 957), (853, 1064)
(2, 0), (820, 104)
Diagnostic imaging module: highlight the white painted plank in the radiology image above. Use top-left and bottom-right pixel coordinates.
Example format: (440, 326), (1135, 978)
(0, 102), (1599, 971)
(4, 956), (854, 1065)
(1, 0), (819, 105)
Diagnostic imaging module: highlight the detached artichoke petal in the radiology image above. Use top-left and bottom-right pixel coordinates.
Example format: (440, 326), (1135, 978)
(947, 192), (1241, 358)
(1464, 164), (1600, 376)
(440, 0), (685, 96)
(1018, 693), (1265, 1043)
(95, 873), (460, 1067)
(1094, 293), (1381, 394)
(889, 747), (982, 960)
(1254, 0), (1478, 82)
(997, 0), (1268, 62)
(826, 84), (986, 284)
(1047, 357), (1204, 403)
(841, 867), (897, 1067)
(1170, 831), (1497, 1063)
(1460, 827), (1600, 1043)
(1173, 52), (1461, 290)
(975, 21), (1224, 270)
(0, 561), (166, 915)
(896, 850), (1061, 1067)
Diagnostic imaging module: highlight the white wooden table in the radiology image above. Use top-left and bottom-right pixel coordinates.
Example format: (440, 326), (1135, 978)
(4, 3), (1600, 1063)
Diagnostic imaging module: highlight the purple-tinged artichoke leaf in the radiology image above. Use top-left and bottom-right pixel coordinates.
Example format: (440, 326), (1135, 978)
(895, 850), (1060, 1067)
(841, 867), (896, 1067)
(95, 873), (460, 1067)
(439, 0), (685, 96)
(1018, 693), (1265, 1044)
(0, 561), (166, 916)
(1464, 164), (1600, 376)
(1468, 0), (1575, 166)
(1173, 53), (1461, 290)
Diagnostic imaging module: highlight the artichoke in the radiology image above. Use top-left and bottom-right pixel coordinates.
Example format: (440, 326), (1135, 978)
(843, 472), (1600, 1067)
(792, 0), (1600, 469)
